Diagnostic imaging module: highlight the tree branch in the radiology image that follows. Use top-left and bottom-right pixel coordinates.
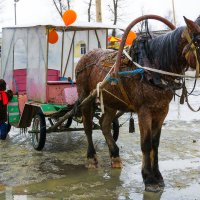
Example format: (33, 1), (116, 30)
(52, 0), (62, 17)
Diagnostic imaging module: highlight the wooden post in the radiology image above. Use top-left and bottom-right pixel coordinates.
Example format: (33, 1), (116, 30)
(172, 0), (176, 26)
(95, 0), (102, 22)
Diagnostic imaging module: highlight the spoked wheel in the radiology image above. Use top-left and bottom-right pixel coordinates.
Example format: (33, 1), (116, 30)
(31, 114), (46, 151)
(112, 118), (120, 142)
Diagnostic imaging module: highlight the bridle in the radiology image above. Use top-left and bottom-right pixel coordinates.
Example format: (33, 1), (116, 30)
(179, 28), (200, 111)
(182, 28), (200, 77)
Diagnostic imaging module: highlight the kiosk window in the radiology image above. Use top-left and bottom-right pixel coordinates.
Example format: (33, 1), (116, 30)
(80, 43), (86, 55)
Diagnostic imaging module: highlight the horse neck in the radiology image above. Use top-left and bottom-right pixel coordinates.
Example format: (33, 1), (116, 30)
(147, 27), (187, 74)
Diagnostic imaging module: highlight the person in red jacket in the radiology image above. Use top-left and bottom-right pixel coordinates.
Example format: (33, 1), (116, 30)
(0, 79), (13, 140)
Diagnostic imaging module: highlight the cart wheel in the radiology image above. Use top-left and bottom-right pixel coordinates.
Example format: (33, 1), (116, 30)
(64, 117), (73, 128)
(32, 114), (46, 151)
(112, 118), (119, 142)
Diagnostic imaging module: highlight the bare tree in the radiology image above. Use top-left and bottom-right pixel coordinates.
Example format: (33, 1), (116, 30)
(109, 0), (118, 25)
(165, 10), (173, 24)
(83, 0), (95, 22)
(87, 0), (93, 22)
(52, 0), (71, 16)
(164, 10), (179, 29)
(107, 0), (126, 36)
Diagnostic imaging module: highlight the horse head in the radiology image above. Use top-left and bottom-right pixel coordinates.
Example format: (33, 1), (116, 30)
(182, 16), (200, 73)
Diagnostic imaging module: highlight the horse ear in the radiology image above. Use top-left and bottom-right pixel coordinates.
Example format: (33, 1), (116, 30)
(184, 16), (200, 33)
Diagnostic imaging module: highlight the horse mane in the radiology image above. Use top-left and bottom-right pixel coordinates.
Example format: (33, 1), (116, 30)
(148, 27), (186, 73)
(195, 15), (200, 25)
(130, 26), (186, 74)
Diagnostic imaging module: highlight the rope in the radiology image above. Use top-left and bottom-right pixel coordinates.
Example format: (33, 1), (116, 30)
(103, 88), (129, 106)
(96, 61), (141, 113)
(123, 50), (198, 79)
(96, 63), (117, 114)
(102, 63), (116, 82)
(96, 82), (104, 114)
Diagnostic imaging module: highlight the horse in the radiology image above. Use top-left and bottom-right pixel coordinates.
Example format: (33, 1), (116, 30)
(75, 16), (200, 191)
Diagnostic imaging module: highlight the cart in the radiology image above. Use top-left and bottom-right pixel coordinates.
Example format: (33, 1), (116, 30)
(1, 22), (120, 150)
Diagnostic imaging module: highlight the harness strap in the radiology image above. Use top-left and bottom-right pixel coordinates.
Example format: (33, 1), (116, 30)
(182, 29), (200, 78)
(117, 78), (135, 111)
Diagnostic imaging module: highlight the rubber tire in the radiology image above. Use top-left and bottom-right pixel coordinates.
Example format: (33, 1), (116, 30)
(112, 118), (119, 142)
(32, 114), (46, 151)
(65, 117), (73, 128)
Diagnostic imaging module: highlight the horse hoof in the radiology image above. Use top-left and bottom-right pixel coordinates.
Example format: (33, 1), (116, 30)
(158, 180), (165, 188)
(86, 157), (98, 169)
(145, 184), (162, 193)
(111, 157), (122, 168)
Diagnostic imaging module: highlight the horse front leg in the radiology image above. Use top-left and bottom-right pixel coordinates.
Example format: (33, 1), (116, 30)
(151, 110), (169, 188)
(81, 103), (97, 168)
(100, 107), (122, 168)
(151, 124), (164, 187)
(138, 108), (159, 191)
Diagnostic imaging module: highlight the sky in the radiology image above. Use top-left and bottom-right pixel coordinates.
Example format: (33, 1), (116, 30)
(0, 0), (199, 30)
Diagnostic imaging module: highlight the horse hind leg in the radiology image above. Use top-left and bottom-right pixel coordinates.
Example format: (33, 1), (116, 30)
(100, 107), (122, 168)
(81, 102), (98, 168)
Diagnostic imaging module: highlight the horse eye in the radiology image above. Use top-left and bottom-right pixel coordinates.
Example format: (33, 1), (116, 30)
(193, 35), (200, 44)
(196, 35), (200, 41)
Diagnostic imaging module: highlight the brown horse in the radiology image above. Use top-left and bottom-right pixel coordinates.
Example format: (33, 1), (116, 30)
(75, 16), (200, 191)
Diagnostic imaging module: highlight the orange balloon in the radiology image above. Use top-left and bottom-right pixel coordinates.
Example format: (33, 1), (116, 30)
(126, 31), (137, 45)
(62, 10), (77, 26)
(48, 29), (58, 44)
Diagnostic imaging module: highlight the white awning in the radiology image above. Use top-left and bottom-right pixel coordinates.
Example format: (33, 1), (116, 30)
(2, 21), (125, 31)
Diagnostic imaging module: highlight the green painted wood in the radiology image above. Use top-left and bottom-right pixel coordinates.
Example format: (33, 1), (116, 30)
(8, 95), (20, 124)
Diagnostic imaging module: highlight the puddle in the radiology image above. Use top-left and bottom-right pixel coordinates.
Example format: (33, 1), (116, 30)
(0, 79), (200, 199)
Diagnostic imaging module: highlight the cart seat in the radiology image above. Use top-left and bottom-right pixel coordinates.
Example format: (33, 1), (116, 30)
(47, 81), (69, 84)
(13, 69), (26, 94)
(13, 69), (60, 95)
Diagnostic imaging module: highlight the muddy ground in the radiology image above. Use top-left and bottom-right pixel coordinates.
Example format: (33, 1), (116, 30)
(0, 80), (200, 200)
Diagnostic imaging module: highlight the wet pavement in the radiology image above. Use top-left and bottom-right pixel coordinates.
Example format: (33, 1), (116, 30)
(0, 79), (200, 200)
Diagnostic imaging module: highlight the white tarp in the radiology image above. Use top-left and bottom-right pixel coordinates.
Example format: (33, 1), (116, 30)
(1, 24), (108, 103)
(2, 26), (47, 103)
(48, 29), (107, 80)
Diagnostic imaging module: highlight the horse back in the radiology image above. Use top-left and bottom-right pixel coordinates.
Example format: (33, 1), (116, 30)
(75, 49), (117, 95)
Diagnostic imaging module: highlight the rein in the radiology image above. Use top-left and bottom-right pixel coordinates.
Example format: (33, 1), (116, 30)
(181, 81), (200, 112)
(123, 50), (198, 79)
(123, 48), (200, 112)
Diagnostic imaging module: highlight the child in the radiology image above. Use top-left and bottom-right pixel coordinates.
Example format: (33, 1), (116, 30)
(0, 79), (13, 140)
